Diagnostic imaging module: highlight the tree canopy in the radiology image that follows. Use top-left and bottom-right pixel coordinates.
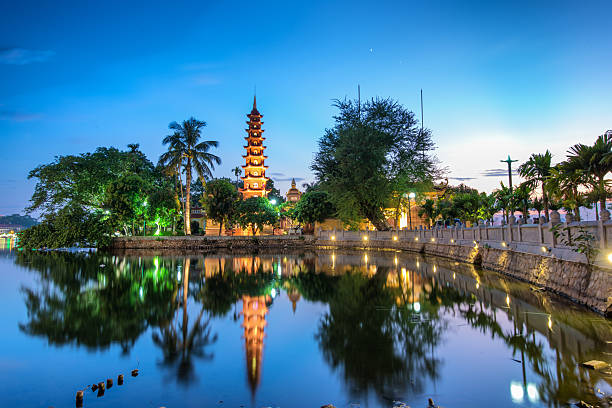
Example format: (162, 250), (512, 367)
(311, 97), (440, 230)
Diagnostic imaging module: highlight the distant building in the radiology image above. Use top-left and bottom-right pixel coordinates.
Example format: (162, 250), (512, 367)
(0, 224), (22, 234)
(285, 178), (302, 203)
(605, 130), (612, 137)
(239, 96), (270, 199)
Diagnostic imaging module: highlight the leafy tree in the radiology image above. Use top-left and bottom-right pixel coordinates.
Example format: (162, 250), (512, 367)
(149, 185), (180, 234)
(202, 178), (239, 235)
(311, 97), (440, 230)
(417, 198), (436, 227)
(547, 161), (586, 221)
(266, 179), (285, 204)
(293, 191), (336, 225)
(104, 174), (148, 235)
(159, 118), (221, 235)
(27, 146), (156, 216)
(236, 197), (278, 235)
(19, 205), (112, 249)
(477, 192), (497, 224)
(518, 150), (553, 222)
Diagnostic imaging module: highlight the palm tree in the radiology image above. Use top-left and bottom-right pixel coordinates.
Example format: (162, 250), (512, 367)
(531, 197), (544, 220)
(567, 134), (612, 219)
(518, 150), (553, 222)
(159, 118), (221, 235)
(494, 182), (514, 224)
(547, 161), (586, 221)
(512, 182), (533, 222)
(232, 166), (242, 185)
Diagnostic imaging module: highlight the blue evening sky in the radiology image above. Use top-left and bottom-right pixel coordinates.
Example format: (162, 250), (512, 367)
(1, 0), (611, 215)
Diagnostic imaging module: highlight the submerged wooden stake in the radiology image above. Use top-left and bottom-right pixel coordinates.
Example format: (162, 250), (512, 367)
(106, 378), (113, 388)
(118, 374), (124, 385)
(131, 369), (139, 377)
(76, 390), (83, 407)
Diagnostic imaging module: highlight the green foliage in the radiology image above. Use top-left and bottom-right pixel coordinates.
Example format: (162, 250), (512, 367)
(0, 214), (38, 227)
(19, 205), (112, 249)
(236, 196), (278, 235)
(311, 97), (440, 230)
(551, 224), (599, 266)
(417, 199), (436, 227)
(518, 150), (553, 221)
(158, 117), (221, 235)
(103, 174), (148, 233)
(266, 179), (285, 204)
(27, 146), (156, 216)
(293, 190), (336, 225)
(202, 178), (239, 235)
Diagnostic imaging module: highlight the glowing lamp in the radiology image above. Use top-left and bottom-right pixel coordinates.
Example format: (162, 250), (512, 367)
(431, 238), (435, 242)
(270, 199), (277, 205)
(414, 237), (419, 241)
(393, 236), (398, 241)
(607, 253), (612, 263)
(331, 235), (336, 241)
(363, 235), (368, 241)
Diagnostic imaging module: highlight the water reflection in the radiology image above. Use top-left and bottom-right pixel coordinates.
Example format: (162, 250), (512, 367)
(12, 249), (612, 407)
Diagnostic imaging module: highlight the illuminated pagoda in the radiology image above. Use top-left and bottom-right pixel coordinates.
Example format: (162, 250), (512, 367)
(240, 95), (269, 199)
(242, 295), (269, 395)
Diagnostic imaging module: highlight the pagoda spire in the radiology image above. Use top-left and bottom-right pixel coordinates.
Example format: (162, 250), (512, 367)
(240, 97), (269, 199)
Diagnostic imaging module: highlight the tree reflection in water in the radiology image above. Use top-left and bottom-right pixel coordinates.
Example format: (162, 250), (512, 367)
(13, 250), (612, 406)
(152, 258), (218, 386)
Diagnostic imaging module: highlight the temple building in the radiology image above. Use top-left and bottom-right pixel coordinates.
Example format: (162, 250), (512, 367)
(285, 178), (302, 202)
(240, 96), (269, 199)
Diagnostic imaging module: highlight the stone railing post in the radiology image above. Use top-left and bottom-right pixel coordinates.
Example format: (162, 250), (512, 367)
(549, 210), (561, 248)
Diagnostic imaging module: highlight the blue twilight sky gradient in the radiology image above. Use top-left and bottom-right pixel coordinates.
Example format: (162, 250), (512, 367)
(1, 0), (611, 215)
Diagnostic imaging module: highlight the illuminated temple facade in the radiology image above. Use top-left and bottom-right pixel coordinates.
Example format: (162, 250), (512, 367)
(240, 96), (269, 199)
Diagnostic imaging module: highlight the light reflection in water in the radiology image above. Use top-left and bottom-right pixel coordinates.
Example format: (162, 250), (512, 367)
(3, 249), (610, 408)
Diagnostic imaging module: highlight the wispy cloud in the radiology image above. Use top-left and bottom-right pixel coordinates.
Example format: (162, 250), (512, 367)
(270, 172), (286, 177)
(191, 74), (220, 86)
(0, 48), (55, 65)
(0, 110), (42, 122)
(481, 168), (518, 177)
(450, 177), (476, 181)
(273, 177), (305, 182)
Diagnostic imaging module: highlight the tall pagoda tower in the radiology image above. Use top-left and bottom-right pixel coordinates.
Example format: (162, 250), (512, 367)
(240, 96), (269, 199)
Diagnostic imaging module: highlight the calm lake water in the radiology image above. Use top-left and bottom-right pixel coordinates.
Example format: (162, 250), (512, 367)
(0, 248), (610, 408)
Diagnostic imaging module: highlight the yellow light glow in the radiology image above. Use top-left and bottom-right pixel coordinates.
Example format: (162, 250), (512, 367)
(476, 283), (480, 289)
(433, 265), (437, 273)
(363, 236), (368, 241)
(450, 239), (455, 243)
(547, 316), (553, 330)
(394, 256), (398, 265)
(453, 272), (456, 280)
(414, 237), (419, 241)
(541, 246), (548, 253)
(607, 253), (612, 263)
(506, 295), (510, 306)
(473, 240), (477, 244)
(416, 261), (420, 268)
(501, 241), (507, 247)
(393, 236), (398, 241)
(331, 235), (336, 241)
(364, 254), (368, 263)
(431, 238), (435, 242)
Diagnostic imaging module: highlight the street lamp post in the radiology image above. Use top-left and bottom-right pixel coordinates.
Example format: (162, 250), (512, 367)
(500, 155), (518, 218)
(406, 192), (416, 230)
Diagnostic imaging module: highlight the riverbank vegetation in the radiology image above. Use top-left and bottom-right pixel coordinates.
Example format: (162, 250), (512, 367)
(17, 97), (611, 248)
